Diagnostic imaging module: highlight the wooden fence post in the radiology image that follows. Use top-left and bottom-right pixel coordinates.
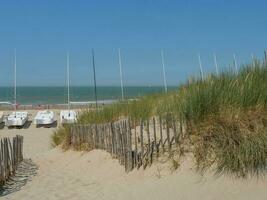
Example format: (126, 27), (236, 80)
(134, 125), (138, 168)
(68, 114), (183, 173)
(172, 115), (178, 146)
(110, 122), (115, 156)
(127, 119), (133, 172)
(140, 119), (144, 168)
(159, 116), (164, 152)
(153, 117), (158, 158)
(166, 115), (171, 155)
(0, 135), (24, 187)
(147, 120), (152, 166)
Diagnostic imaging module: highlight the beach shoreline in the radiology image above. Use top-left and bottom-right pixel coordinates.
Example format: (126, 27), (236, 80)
(0, 100), (117, 111)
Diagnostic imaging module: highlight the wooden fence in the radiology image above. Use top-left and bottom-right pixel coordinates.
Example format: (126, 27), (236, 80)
(0, 135), (24, 186)
(70, 116), (185, 172)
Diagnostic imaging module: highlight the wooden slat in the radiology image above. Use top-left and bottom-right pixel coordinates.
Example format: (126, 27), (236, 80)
(68, 114), (180, 172)
(0, 135), (24, 187)
(166, 115), (171, 155)
(140, 120), (144, 167)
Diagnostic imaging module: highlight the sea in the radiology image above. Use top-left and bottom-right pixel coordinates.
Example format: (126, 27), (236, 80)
(0, 86), (177, 105)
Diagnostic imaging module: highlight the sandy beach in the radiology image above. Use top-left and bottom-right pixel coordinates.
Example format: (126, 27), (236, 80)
(1, 0), (267, 198)
(0, 114), (266, 200)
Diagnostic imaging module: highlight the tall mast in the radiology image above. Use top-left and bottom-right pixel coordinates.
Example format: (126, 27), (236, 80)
(67, 52), (70, 112)
(233, 54), (238, 75)
(251, 53), (254, 68)
(264, 50), (267, 64)
(92, 49), (98, 110)
(213, 53), (219, 75)
(161, 51), (167, 93)
(198, 54), (204, 80)
(14, 48), (17, 114)
(118, 48), (124, 101)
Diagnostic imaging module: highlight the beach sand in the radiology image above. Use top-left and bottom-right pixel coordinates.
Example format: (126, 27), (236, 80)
(1, 114), (267, 200)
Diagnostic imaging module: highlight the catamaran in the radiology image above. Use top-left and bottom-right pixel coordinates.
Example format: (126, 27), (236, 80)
(0, 112), (3, 124)
(5, 49), (29, 128)
(161, 51), (168, 93)
(0, 102), (12, 124)
(6, 111), (28, 127)
(34, 110), (56, 127)
(60, 52), (77, 124)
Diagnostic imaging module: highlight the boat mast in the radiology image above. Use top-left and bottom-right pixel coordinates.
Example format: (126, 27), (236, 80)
(264, 50), (267, 64)
(233, 54), (238, 75)
(118, 48), (124, 101)
(14, 48), (17, 115)
(161, 51), (167, 93)
(251, 53), (254, 68)
(67, 52), (70, 113)
(213, 53), (219, 75)
(198, 54), (204, 80)
(92, 49), (98, 110)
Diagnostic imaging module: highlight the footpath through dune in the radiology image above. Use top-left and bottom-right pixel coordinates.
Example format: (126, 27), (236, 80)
(1, 125), (267, 200)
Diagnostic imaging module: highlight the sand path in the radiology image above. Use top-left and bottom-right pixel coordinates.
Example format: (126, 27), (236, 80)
(1, 125), (267, 200)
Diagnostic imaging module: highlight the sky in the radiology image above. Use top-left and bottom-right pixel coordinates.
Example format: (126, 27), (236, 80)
(0, 0), (266, 86)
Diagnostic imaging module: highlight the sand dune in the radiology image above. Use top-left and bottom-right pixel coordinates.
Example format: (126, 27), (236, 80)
(1, 124), (267, 200)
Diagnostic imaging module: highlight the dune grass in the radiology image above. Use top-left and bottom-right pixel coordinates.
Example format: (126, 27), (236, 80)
(192, 108), (267, 177)
(54, 56), (267, 177)
(78, 59), (267, 124)
(51, 125), (71, 149)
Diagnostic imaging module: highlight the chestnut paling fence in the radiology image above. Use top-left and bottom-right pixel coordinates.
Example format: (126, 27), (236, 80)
(70, 116), (185, 172)
(0, 135), (23, 186)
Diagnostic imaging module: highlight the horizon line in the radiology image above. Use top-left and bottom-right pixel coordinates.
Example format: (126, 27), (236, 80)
(0, 85), (179, 87)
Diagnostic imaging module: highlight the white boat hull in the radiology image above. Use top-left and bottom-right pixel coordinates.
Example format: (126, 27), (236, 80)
(60, 110), (77, 124)
(35, 118), (55, 125)
(6, 112), (28, 127)
(0, 112), (3, 124)
(34, 110), (56, 125)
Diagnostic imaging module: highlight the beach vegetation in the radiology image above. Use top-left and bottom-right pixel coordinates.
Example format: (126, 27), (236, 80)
(54, 55), (267, 177)
(51, 125), (71, 149)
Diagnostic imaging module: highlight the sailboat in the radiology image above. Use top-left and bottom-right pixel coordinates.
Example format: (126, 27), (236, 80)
(0, 102), (12, 124)
(60, 52), (77, 124)
(161, 51), (168, 92)
(5, 49), (28, 128)
(34, 110), (56, 127)
(118, 48), (124, 101)
(0, 111), (3, 124)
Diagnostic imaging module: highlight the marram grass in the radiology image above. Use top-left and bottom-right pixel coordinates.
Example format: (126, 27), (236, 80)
(77, 60), (267, 125)
(192, 108), (267, 178)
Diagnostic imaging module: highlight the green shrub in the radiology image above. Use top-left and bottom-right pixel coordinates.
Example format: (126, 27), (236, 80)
(51, 126), (71, 149)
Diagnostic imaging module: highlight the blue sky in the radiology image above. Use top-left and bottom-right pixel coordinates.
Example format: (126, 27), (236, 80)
(0, 0), (266, 86)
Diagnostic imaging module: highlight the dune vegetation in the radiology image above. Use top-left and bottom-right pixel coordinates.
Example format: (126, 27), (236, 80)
(54, 56), (267, 178)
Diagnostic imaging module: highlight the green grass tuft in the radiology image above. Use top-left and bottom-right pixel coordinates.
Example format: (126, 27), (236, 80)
(51, 126), (71, 149)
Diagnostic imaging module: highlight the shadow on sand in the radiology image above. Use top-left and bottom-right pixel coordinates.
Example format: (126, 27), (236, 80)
(0, 159), (38, 197)
(0, 123), (5, 130)
(7, 121), (32, 130)
(36, 121), (58, 128)
(22, 121), (32, 129)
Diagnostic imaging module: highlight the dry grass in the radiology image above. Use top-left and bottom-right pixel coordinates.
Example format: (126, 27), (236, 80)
(51, 126), (72, 150)
(192, 108), (267, 178)
(51, 125), (93, 151)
